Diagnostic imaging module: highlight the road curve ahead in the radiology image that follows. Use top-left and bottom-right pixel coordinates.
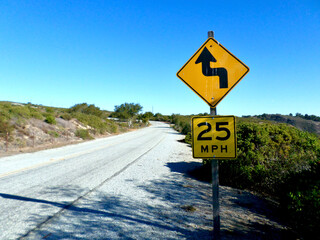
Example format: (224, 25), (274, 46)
(0, 121), (212, 239)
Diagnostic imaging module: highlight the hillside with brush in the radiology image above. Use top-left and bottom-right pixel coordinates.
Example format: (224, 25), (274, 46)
(242, 113), (320, 136)
(0, 101), (146, 156)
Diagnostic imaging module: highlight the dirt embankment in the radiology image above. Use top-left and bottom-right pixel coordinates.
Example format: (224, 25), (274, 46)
(0, 117), (110, 158)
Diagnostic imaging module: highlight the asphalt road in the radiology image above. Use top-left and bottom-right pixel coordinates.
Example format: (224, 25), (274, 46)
(0, 122), (163, 238)
(0, 122), (213, 239)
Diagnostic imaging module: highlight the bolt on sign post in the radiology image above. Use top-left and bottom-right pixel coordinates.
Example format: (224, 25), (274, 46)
(176, 31), (249, 239)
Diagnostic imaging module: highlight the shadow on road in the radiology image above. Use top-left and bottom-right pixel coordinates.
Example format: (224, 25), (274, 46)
(1, 179), (213, 239)
(1, 159), (297, 239)
(166, 161), (211, 183)
(0, 193), (68, 208)
(1, 193), (192, 236)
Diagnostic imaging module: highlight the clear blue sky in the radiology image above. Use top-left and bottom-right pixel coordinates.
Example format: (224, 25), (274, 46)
(1, 0), (319, 116)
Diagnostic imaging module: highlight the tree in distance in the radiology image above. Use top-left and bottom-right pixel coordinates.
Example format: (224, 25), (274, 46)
(113, 103), (142, 120)
(143, 112), (154, 119)
(137, 112), (154, 126)
(112, 103), (143, 127)
(69, 103), (103, 117)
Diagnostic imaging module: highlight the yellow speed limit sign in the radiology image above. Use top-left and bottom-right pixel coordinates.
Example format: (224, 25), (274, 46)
(192, 116), (237, 159)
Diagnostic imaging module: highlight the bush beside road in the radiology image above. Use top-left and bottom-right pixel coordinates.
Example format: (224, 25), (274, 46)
(172, 114), (320, 239)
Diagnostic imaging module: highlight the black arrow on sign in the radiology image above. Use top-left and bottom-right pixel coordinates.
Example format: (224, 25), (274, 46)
(195, 47), (228, 88)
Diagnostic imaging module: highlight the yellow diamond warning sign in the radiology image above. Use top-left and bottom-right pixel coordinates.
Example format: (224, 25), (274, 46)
(177, 38), (249, 108)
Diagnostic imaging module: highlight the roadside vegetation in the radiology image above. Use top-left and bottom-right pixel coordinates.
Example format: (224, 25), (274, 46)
(0, 101), (147, 154)
(171, 113), (320, 238)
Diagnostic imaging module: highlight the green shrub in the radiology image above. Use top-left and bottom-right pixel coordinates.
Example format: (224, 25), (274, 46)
(75, 129), (93, 140)
(218, 121), (320, 237)
(45, 107), (54, 113)
(69, 103), (104, 117)
(220, 122), (320, 193)
(185, 132), (192, 144)
(171, 114), (192, 134)
(45, 115), (56, 124)
(107, 121), (118, 133)
(9, 105), (31, 119)
(31, 112), (44, 120)
(48, 131), (59, 138)
(0, 118), (14, 140)
(60, 113), (72, 121)
(117, 122), (129, 132)
(153, 113), (168, 121)
(280, 161), (320, 237)
(72, 112), (108, 134)
(0, 109), (11, 121)
(142, 117), (149, 125)
(181, 122), (191, 135)
(29, 107), (44, 120)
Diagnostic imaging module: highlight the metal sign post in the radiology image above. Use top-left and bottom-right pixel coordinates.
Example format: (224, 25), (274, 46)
(209, 30), (220, 238)
(211, 105), (220, 240)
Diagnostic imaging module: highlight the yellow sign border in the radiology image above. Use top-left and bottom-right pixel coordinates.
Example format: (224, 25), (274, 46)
(191, 115), (237, 159)
(177, 38), (249, 108)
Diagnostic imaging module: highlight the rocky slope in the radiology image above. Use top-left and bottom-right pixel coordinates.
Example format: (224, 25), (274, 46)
(0, 101), (138, 157)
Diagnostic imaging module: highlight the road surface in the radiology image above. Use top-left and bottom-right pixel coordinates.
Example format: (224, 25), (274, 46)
(0, 122), (212, 239)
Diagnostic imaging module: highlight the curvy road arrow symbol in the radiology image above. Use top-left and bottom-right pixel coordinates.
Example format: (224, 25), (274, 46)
(195, 47), (228, 88)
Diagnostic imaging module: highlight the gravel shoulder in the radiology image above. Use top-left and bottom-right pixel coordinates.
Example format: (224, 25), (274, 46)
(20, 122), (298, 240)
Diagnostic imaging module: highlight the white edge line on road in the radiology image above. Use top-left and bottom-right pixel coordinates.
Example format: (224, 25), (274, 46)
(0, 139), (131, 179)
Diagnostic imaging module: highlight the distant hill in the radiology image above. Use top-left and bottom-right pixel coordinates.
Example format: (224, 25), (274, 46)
(241, 113), (320, 136)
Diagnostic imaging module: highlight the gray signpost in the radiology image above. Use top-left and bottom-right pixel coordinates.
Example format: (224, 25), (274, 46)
(209, 30), (220, 238)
